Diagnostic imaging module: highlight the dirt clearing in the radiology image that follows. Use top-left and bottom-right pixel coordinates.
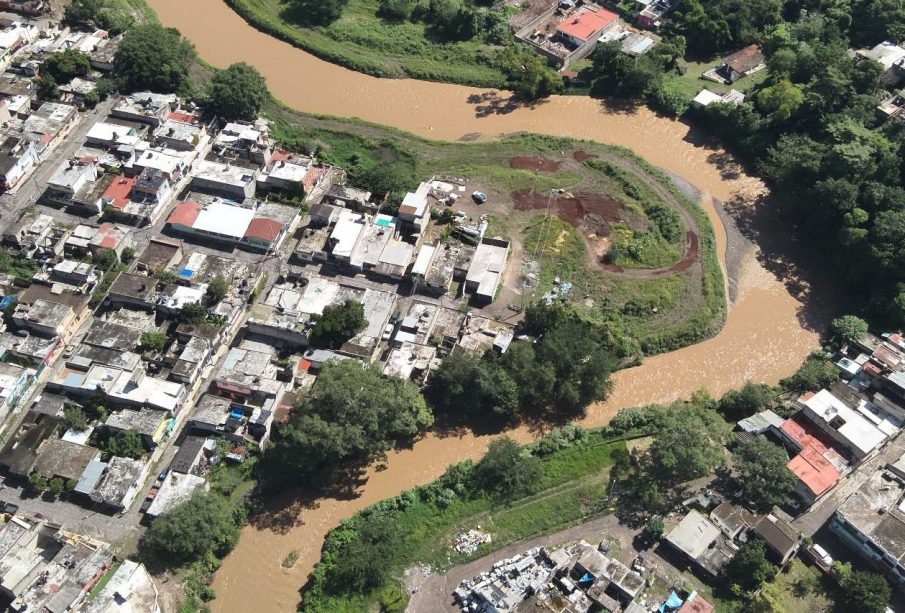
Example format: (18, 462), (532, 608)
(509, 157), (563, 173)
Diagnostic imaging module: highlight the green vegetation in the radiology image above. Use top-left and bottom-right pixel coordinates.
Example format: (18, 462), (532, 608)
(259, 360), (432, 490)
(428, 307), (617, 419)
(499, 45), (563, 101)
(63, 406), (89, 432)
(780, 352), (840, 392)
(89, 249), (125, 307)
(302, 430), (627, 611)
(838, 568), (892, 613)
(41, 50), (91, 83)
(114, 23), (196, 93)
(203, 63), (269, 121)
(224, 0), (508, 85)
(308, 299), (367, 349)
(732, 437), (795, 512)
(178, 302), (210, 325)
(139, 331), (168, 353)
(205, 275), (230, 305)
(717, 381), (776, 421)
(64, 0), (157, 33)
(86, 562), (123, 602)
(93, 428), (147, 460)
(719, 541), (776, 595)
(471, 437), (541, 499)
(0, 246), (39, 280)
(140, 492), (243, 567)
(828, 314), (869, 349)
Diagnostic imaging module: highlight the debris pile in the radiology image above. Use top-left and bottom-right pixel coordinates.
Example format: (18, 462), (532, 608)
(453, 529), (492, 555)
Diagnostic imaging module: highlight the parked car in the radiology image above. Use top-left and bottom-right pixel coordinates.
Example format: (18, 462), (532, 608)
(812, 544), (833, 566)
(472, 191), (487, 204)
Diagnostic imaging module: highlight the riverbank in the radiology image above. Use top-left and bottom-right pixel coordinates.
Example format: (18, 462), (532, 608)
(224, 0), (508, 86)
(143, 3), (835, 611)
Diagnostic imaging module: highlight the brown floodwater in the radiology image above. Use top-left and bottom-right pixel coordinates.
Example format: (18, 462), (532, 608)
(146, 1), (825, 611)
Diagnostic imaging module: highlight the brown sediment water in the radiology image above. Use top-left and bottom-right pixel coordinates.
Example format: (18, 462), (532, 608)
(144, 2), (825, 611)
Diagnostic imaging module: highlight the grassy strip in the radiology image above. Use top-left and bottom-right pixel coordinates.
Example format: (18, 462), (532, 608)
(302, 434), (627, 611)
(86, 561), (123, 602)
(224, 0), (507, 87)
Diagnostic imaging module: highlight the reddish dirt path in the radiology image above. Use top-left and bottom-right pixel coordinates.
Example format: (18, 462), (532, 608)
(512, 189), (649, 231)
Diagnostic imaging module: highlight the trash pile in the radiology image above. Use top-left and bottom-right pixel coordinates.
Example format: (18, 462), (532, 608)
(453, 529), (492, 555)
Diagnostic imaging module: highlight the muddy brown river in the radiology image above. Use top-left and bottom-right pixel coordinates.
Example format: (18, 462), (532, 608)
(146, 1), (826, 610)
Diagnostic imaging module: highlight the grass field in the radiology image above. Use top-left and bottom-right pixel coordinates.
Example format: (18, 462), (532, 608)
(266, 103), (725, 356)
(225, 0), (508, 85)
(665, 57), (770, 99)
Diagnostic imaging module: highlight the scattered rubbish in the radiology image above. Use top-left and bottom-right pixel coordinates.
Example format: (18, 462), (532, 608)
(453, 529), (492, 555)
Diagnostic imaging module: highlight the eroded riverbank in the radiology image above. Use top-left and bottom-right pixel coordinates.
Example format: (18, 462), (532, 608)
(145, 1), (830, 611)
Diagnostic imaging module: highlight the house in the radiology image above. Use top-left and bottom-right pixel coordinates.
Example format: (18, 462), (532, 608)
(213, 120), (272, 164)
(676, 592), (715, 613)
(89, 223), (133, 257)
(43, 158), (97, 207)
(244, 202), (297, 252)
(129, 147), (188, 182)
(131, 167), (171, 205)
(636, 0), (675, 28)
(714, 45), (765, 83)
(383, 342), (437, 383)
(189, 394), (274, 449)
(465, 237), (509, 304)
(166, 199), (254, 244)
(85, 122), (141, 149)
(777, 417), (846, 505)
(398, 182), (431, 234)
(112, 92), (177, 127)
(169, 336), (212, 385)
(90, 456), (146, 511)
(83, 560), (161, 613)
(327, 208), (367, 262)
(753, 512), (800, 565)
(144, 472), (206, 519)
(136, 238), (183, 273)
(211, 341), (284, 403)
(857, 41), (905, 84)
(12, 299), (77, 339)
(103, 408), (169, 448)
(259, 156), (309, 193)
(709, 501), (756, 540)
(349, 215), (396, 272)
(878, 88), (905, 122)
(106, 272), (156, 310)
(664, 509), (737, 576)
(152, 117), (208, 152)
(796, 389), (892, 460)
(22, 102), (79, 146)
(0, 136), (38, 191)
(191, 159), (257, 199)
(321, 183), (371, 209)
(692, 88), (745, 108)
(293, 224), (331, 264)
(307, 201), (339, 228)
(374, 239), (414, 280)
(830, 450), (905, 589)
(0, 362), (34, 414)
(556, 5), (619, 48)
(32, 437), (100, 482)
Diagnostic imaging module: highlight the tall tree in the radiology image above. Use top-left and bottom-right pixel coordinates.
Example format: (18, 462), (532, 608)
(114, 24), (195, 93)
(733, 437), (795, 511)
(499, 45), (563, 101)
(472, 437), (542, 499)
(648, 402), (731, 484)
(839, 570), (892, 613)
(309, 300), (367, 349)
(140, 493), (241, 567)
(204, 63), (269, 121)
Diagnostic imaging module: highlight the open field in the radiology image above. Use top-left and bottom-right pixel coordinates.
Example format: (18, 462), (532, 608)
(224, 0), (508, 85)
(266, 103), (725, 355)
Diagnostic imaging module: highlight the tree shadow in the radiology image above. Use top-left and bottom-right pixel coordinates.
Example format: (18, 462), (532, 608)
(722, 190), (842, 333)
(466, 91), (551, 118)
(596, 96), (644, 116)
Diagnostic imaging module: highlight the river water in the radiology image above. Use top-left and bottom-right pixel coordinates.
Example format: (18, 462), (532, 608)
(146, 1), (826, 610)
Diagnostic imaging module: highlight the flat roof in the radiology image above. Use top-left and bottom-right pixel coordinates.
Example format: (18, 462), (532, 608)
(666, 510), (720, 559)
(802, 389), (887, 455)
(329, 209), (366, 259)
(193, 201), (254, 238)
(145, 472), (206, 517)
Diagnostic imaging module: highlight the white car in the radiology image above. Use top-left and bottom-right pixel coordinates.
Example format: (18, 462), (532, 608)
(472, 191), (487, 204)
(812, 544), (833, 566)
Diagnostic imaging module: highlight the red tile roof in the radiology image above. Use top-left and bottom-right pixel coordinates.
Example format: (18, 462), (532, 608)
(723, 44), (765, 74)
(782, 418), (843, 498)
(101, 175), (136, 210)
(244, 217), (284, 243)
(556, 6), (617, 43)
(166, 200), (202, 228)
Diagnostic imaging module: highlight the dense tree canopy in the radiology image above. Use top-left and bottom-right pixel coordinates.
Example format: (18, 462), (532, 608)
(204, 63), (269, 121)
(287, 0), (349, 26)
(42, 50), (91, 84)
(309, 300), (367, 349)
(472, 437), (542, 499)
(839, 570), (892, 613)
(828, 314), (869, 348)
(648, 401), (731, 484)
(260, 360), (432, 488)
(733, 437), (795, 511)
(499, 45), (563, 101)
(141, 493), (242, 567)
(717, 382), (775, 420)
(114, 24), (195, 93)
(720, 541), (776, 592)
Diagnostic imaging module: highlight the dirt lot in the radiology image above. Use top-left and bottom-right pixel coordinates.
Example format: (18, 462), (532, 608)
(509, 156), (563, 173)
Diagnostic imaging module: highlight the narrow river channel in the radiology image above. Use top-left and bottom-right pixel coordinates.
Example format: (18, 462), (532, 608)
(146, 2), (827, 610)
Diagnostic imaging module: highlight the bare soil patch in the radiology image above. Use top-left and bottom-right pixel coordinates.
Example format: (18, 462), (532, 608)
(512, 189), (648, 233)
(573, 150), (598, 162)
(509, 156), (563, 173)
